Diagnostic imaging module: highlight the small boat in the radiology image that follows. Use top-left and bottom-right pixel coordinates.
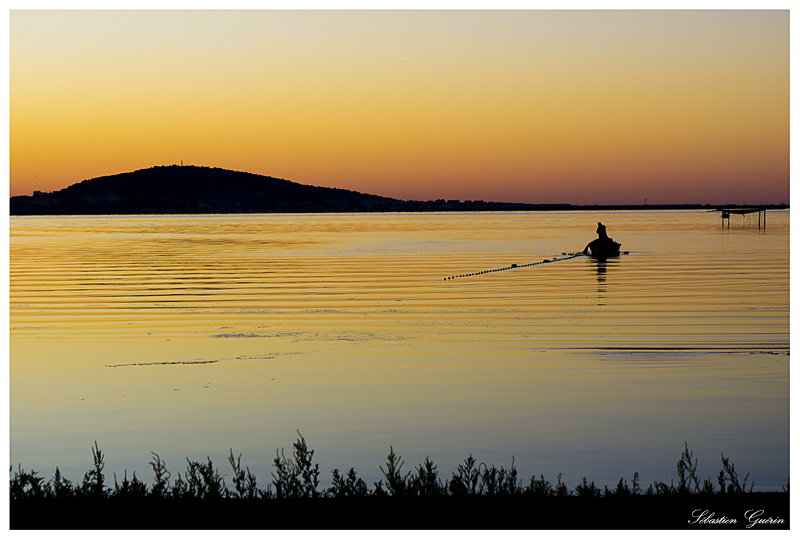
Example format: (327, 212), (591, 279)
(584, 237), (621, 258)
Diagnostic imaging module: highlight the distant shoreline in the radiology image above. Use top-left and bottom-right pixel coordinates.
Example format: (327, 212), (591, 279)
(9, 165), (788, 216)
(8, 203), (789, 217)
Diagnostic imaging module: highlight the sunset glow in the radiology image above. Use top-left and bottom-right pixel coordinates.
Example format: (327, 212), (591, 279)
(10, 10), (789, 204)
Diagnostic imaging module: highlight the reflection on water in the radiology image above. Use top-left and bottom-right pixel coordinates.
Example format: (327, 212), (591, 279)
(9, 211), (789, 490)
(590, 257), (612, 303)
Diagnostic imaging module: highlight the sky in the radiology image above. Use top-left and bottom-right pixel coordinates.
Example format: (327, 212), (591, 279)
(8, 8), (791, 205)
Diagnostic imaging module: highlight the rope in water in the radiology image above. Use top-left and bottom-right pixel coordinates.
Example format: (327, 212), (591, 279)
(443, 251), (627, 281)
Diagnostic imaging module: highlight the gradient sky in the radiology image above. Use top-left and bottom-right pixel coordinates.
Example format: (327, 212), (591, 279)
(9, 10), (790, 204)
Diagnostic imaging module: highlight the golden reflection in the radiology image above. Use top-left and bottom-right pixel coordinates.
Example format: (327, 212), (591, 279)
(590, 257), (608, 303)
(9, 211), (790, 490)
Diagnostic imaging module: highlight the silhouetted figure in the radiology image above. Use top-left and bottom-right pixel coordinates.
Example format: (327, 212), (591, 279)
(596, 222), (608, 240)
(583, 222), (621, 257)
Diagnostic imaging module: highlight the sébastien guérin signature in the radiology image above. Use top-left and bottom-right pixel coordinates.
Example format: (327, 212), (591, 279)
(689, 509), (785, 528)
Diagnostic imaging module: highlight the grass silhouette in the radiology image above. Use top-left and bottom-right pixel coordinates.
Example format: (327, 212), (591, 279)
(9, 434), (789, 530)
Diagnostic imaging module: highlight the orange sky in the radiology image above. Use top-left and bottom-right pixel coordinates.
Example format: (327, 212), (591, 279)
(9, 10), (790, 205)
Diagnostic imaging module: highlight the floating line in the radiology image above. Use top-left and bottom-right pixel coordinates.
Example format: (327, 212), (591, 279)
(443, 251), (628, 281)
(106, 360), (219, 368)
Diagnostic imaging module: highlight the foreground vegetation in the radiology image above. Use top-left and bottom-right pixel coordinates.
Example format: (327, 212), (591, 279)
(10, 434), (789, 529)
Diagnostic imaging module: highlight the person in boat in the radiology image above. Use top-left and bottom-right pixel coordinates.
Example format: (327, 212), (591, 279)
(583, 222), (613, 254)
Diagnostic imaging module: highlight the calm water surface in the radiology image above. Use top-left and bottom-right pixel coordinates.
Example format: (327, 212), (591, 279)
(10, 211), (789, 490)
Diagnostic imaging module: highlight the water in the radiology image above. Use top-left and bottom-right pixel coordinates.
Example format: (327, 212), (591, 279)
(9, 210), (789, 491)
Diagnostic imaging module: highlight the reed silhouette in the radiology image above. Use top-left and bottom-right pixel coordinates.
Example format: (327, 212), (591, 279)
(10, 436), (789, 530)
(10, 436), (785, 499)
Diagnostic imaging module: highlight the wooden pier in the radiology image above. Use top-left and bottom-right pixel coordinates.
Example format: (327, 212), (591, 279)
(715, 206), (767, 229)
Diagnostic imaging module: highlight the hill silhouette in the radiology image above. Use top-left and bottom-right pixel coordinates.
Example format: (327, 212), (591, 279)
(11, 165), (580, 215)
(10, 165), (410, 215)
(11, 164), (777, 215)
